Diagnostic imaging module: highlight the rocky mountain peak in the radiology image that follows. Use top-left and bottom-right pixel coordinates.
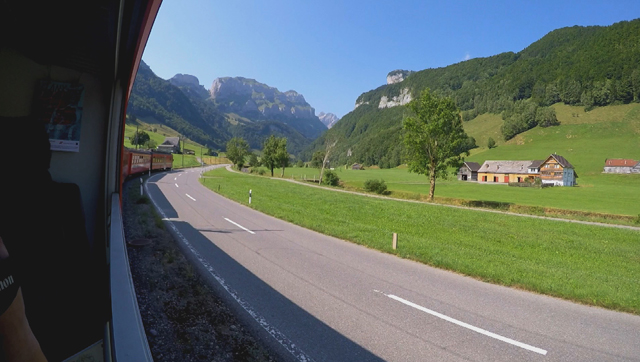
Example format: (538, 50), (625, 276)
(169, 74), (209, 99)
(318, 112), (340, 129)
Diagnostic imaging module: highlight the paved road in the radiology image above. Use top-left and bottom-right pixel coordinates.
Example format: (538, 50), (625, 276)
(145, 166), (640, 362)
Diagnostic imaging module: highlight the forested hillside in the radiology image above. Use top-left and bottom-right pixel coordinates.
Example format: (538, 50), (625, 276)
(303, 19), (640, 166)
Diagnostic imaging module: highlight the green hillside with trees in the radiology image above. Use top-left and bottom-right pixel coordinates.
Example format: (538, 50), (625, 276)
(303, 19), (640, 166)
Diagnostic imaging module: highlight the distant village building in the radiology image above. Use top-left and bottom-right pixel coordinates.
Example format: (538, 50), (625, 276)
(539, 154), (577, 186)
(477, 160), (536, 183)
(527, 160), (544, 174)
(457, 162), (480, 181)
(474, 154), (576, 186)
(603, 159), (639, 174)
(157, 137), (181, 153)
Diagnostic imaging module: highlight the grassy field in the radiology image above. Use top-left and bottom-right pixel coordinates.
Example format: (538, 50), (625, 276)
(201, 167), (640, 315)
(124, 118), (207, 153)
(266, 103), (640, 217)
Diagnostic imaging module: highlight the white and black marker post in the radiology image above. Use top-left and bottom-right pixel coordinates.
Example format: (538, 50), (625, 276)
(249, 189), (252, 204)
(140, 178), (143, 196)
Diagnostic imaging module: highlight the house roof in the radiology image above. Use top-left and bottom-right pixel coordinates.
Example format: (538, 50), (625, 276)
(161, 137), (180, 146)
(605, 159), (638, 167)
(543, 154), (574, 169)
(528, 160), (544, 168)
(464, 162), (481, 172)
(478, 160), (533, 174)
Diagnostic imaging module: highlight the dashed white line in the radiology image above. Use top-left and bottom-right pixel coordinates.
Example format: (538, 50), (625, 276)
(174, 177), (177, 180)
(186, 194), (196, 201)
(375, 290), (548, 356)
(224, 218), (256, 234)
(175, 183), (179, 188)
(144, 178), (311, 362)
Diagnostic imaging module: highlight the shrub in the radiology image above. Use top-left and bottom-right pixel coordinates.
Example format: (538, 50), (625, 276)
(322, 170), (340, 186)
(364, 179), (387, 194)
(258, 169), (266, 176)
(487, 137), (496, 149)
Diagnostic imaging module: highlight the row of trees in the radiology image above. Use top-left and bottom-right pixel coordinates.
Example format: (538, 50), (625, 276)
(225, 135), (290, 176)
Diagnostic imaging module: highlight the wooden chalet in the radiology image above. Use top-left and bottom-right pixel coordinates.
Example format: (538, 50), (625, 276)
(458, 161), (480, 181)
(539, 154), (577, 186)
(603, 159), (639, 174)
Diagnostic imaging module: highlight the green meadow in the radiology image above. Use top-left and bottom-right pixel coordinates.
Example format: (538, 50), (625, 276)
(268, 103), (640, 217)
(201, 167), (640, 314)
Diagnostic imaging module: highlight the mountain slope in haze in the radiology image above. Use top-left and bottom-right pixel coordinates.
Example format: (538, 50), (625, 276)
(303, 19), (640, 167)
(210, 77), (328, 139)
(127, 62), (329, 154)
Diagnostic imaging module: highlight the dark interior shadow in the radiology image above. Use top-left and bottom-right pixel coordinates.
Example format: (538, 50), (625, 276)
(171, 220), (386, 362)
(463, 200), (514, 210)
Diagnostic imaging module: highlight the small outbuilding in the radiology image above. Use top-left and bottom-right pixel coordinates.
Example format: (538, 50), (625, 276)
(157, 137), (181, 153)
(352, 163), (363, 170)
(603, 159), (639, 174)
(458, 161), (480, 181)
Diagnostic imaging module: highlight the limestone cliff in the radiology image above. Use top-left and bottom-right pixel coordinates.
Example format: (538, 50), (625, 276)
(210, 77), (326, 139)
(386, 70), (414, 84)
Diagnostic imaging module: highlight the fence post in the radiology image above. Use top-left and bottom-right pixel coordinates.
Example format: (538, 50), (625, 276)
(392, 233), (398, 250)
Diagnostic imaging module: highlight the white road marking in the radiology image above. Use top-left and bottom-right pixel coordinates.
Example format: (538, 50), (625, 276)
(174, 177), (177, 180)
(186, 194), (196, 201)
(224, 218), (256, 234)
(144, 178), (311, 362)
(175, 183), (179, 188)
(375, 290), (548, 356)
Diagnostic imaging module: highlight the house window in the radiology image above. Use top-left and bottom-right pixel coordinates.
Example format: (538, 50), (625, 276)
(517, 177), (522, 182)
(493, 176), (498, 182)
(482, 176), (487, 182)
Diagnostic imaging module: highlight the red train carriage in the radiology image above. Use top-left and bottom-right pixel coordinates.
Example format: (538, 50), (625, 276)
(151, 152), (173, 171)
(122, 148), (173, 179)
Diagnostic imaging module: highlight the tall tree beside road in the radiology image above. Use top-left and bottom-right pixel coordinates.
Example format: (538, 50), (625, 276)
(403, 89), (469, 201)
(275, 137), (290, 177)
(261, 135), (279, 176)
(226, 137), (249, 170)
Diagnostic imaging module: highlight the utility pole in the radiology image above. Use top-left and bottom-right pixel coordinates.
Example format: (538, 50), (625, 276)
(135, 124), (139, 149)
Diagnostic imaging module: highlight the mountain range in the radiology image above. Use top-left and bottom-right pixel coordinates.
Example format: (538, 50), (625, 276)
(126, 62), (331, 154)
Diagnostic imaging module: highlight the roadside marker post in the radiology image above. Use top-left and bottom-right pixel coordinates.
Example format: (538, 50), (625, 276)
(392, 233), (398, 250)
(140, 178), (143, 196)
(249, 189), (252, 204)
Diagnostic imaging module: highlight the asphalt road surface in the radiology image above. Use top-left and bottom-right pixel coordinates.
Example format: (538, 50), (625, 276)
(145, 166), (640, 362)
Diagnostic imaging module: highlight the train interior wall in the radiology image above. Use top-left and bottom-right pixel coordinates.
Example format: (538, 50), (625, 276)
(0, 47), (109, 360)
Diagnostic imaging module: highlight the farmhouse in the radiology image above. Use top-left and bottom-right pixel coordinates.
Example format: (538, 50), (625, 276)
(157, 137), (181, 153)
(603, 159), (639, 174)
(539, 154), (577, 186)
(458, 162), (480, 181)
(478, 160), (537, 183)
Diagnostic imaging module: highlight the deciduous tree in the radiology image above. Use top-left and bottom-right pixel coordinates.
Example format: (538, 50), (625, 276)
(226, 137), (249, 170)
(403, 89), (469, 201)
(261, 135), (279, 176)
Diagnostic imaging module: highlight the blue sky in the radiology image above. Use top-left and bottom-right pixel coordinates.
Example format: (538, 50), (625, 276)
(142, 0), (639, 119)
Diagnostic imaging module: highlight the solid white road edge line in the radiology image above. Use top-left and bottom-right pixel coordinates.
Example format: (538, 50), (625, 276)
(186, 194), (196, 201)
(224, 218), (256, 235)
(375, 290), (548, 356)
(144, 176), (313, 362)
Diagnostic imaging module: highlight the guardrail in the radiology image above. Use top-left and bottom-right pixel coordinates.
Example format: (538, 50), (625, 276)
(108, 193), (153, 361)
